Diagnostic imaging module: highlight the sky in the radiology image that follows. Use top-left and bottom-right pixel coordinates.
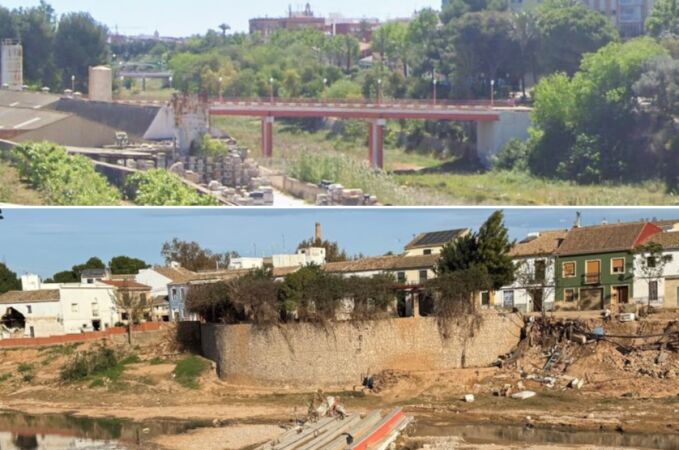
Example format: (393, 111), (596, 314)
(1, 207), (679, 278)
(1, 0), (441, 36)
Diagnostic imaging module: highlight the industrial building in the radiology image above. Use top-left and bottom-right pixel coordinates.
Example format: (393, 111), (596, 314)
(0, 39), (23, 91)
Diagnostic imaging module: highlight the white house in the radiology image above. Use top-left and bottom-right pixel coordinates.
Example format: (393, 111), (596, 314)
(0, 289), (62, 338)
(633, 228), (679, 308)
(0, 274), (123, 338)
(228, 257), (264, 270)
(500, 230), (567, 313)
(272, 247), (326, 268)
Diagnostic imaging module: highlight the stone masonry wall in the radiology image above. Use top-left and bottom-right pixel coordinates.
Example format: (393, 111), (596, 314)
(200, 313), (523, 386)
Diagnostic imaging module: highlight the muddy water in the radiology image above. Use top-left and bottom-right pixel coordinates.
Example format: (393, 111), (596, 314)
(0, 411), (211, 450)
(410, 421), (679, 449)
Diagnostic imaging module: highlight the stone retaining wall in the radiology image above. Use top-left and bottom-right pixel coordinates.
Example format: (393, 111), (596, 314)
(199, 313), (523, 386)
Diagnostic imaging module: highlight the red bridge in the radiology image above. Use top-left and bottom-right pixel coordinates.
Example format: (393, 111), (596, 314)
(208, 98), (518, 169)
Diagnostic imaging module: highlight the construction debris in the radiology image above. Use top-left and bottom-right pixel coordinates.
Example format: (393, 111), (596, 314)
(258, 407), (412, 450)
(463, 394), (475, 403)
(511, 391), (537, 400)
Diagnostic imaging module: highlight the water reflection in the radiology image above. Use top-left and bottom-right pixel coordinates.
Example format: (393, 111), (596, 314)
(412, 422), (679, 450)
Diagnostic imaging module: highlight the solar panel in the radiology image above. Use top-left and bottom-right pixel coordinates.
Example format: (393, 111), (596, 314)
(412, 229), (465, 247)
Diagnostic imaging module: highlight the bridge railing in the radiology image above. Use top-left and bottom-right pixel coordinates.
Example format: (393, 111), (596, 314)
(209, 96), (517, 109)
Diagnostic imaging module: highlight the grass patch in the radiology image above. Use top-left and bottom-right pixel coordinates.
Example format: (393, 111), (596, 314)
(396, 171), (679, 206)
(149, 357), (165, 365)
(17, 363), (33, 374)
(119, 354), (141, 365)
(172, 356), (209, 389)
(0, 161), (44, 205)
(0, 373), (11, 383)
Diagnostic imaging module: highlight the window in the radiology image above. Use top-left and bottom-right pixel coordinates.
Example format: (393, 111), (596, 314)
(611, 258), (625, 274)
(585, 260), (601, 284)
(649, 281), (658, 301)
(419, 270), (428, 283)
(171, 288), (177, 297)
(140, 293), (147, 302)
(562, 262), (576, 278)
(503, 291), (515, 308)
(71, 303), (79, 313)
(534, 260), (546, 282)
(26, 305), (32, 314)
(423, 249), (432, 255)
(123, 293), (130, 303)
(397, 272), (406, 283)
(647, 256), (657, 268)
(481, 291), (490, 307)
(564, 289), (576, 303)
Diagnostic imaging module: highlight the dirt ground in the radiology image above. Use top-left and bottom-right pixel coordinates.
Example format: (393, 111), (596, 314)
(0, 318), (677, 449)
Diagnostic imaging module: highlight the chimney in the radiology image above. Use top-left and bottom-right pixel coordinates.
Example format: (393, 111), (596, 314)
(315, 223), (322, 241)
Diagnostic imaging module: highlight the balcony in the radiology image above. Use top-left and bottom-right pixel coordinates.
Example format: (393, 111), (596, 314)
(583, 272), (600, 285)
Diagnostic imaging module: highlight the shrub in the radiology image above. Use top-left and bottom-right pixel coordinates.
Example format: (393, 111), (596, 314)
(493, 139), (530, 172)
(11, 142), (121, 205)
(125, 169), (219, 206)
(17, 363), (33, 374)
(60, 346), (119, 382)
(173, 356), (209, 389)
(149, 357), (165, 365)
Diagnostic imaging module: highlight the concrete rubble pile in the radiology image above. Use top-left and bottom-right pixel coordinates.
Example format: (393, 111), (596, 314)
(316, 182), (378, 206)
(170, 149), (275, 206)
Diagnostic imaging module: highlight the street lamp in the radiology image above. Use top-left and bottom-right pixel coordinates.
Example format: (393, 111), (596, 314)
(269, 77), (275, 103)
(377, 78), (382, 104)
(71, 75), (75, 93)
(490, 79), (496, 106)
(322, 78), (328, 98)
(218, 76), (223, 103)
(433, 78), (438, 106)
(168, 76), (173, 90)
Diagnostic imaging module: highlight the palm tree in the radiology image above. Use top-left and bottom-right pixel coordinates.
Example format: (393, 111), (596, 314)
(218, 23), (231, 38)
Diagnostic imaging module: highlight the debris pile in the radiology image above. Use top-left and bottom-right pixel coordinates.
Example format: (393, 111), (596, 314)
(316, 183), (378, 206)
(496, 316), (679, 395)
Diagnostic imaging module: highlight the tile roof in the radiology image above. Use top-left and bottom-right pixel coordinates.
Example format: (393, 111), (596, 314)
(510, 230), (568, 258)
(556, 222), (655, 256)
(100, 279), (151, 290)
(646, 231), (679, 250)
(0, 290), (60, 304)
(153, 266), (196, 284)
(324, 254), (438, 274)
(404, 229), (469, 250)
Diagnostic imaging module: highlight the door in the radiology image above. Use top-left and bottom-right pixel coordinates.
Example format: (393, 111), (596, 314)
(611, 286), (629, 311)
(530, 289), (544, 313)
(580, 288), (603, 310)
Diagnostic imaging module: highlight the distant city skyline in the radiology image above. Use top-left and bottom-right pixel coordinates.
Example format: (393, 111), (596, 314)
(1, 0), (441, 37)
(1, 208), (678, 278)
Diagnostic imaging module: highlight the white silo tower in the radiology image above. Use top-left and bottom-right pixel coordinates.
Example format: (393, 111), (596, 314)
(1, 39), (23, 91)
(88, 65), (113, 102)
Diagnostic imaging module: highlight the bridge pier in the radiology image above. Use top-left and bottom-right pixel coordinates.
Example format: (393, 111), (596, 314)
(368, 119), (385, 170)
(261, 116), (274, 159)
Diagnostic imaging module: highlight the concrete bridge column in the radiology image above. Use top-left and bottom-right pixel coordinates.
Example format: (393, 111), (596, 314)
(261, 116), (274, 159)
(368, 119), (385, 169)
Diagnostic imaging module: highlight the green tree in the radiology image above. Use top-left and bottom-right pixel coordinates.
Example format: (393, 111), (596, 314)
(13, 2), (58, 88)
(634, 56), (679, 116)
(441, 0), (507, 24)
(109, 256), (149, 275)
(634, 242), (672, 307)
(0, 7), (17, 42)
(447, 11), (519, 98)
(54, 12), (109, 92)
(160, 239), (237, 272)
(438, 211), (515, 290)
(511, 11), (540, 96)
(536, 1), (618, 75)
(0, 263), (21, 294)
(48, 257), (105, 283)
(646, 0), (679, 37)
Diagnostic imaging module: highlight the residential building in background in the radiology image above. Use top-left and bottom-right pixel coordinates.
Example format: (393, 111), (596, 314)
(404, 228), (470, 257)
(501, 229), (567, 313)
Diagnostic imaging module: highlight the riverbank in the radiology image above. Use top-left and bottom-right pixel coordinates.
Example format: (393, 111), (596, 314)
(0, 326), (677, 449)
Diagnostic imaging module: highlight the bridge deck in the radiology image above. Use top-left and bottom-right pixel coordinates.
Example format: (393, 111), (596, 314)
(209, 100), (503, 121)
